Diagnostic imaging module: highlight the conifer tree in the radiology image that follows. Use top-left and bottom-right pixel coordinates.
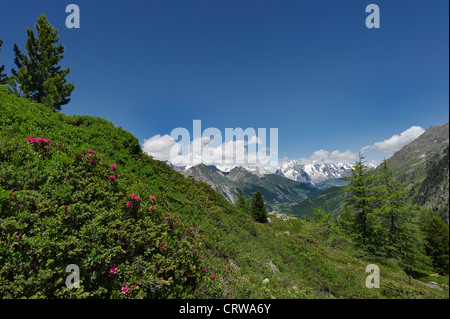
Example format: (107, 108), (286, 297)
(235, 191), (247, 211)
(344, 153), (383, 251)
(377, 159), (424, 267)
(11, 14), (74, 110)
(424, 216), (449, 275)
(250, 191), (268, 223)
(0, 39), (7, 85)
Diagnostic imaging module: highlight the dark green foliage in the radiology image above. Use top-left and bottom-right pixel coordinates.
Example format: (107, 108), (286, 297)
(0, 39), (7, 85)
(344, 153), (383, 251)
(11, 14), (74, 110)
(235, 191), (250, 213)
(250, 191), (268, 223)
(424, 217), (449, 275)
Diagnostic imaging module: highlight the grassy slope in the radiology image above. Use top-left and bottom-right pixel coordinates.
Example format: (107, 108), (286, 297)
(0, 86), (447, 299)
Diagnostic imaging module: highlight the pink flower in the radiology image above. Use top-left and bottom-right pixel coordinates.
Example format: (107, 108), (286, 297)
(166, 216), (171, 220)
(109, 267), (118, 274)
(88, 154), (91, 158)
(130, 193), (135, 198)
(109, 175), (116, 179)
(203, 269), (207, 272)
(88, 149), (94, 153)
(211, 275), (216, 280)
(13, 193), (16, 198)
(64, 205), (68, 211)
(27, 137), (36, 143)
(150, 206), (156, 210)
(36, 137), (44, 143)
(134, 196), (140, 201)
(44, 138), (50, 144)
(121, 201), (125, 205)
(18, 233), (23, 239)
(127, 202), (133, 207)
(189, 227), (194, 232)
(161, 242), (165, 246)
(110, 164), (116, 170)
(121, 286), (129, 294)
(161, 247), (166, 251)
(150, 195), (155, 200)
(44, 147), (50, 153)
(177, 217), (180, 222)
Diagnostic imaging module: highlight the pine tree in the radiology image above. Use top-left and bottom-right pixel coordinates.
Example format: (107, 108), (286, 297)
(344, 153), (383, 251)
(0, 39), (7, 85)
(250, 191), (268, 223)
(11, 14), (74, 110)
(235, 191), (247, 211)
(424, 216), (449, 275)
(377, 160), (424, 265)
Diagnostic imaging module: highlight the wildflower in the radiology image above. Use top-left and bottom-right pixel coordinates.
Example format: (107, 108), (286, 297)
(161, 246), (166, 251)
(203, 269), (207, 272)
(44, 138), (50, 144)
(121, 286), (129, 294)
(127, 202), (133, 207)
(44, 147), (50, 153)
(189, 227), (194, 232)
(166, 216), (171, 220)
(88, 154), (91, 158)
(39, 232), (43, 236)
(88, 149), (94, 153)
(13, 193), (16, 198)
(150, 195), (155, 200)
(109, 267), (118, 274)
(18, 233), (22, 239)
(150, 206), (156, 210)
(161, 242), (165, 246)
(109, 175), (116, 179)
(177, 217), (180, 222)
(211, 275), (216, 280)
(64, 205), (68, 211)
(134, 196), (140, 201)
(130, 193), (135, 198)
(121, 201), (125, 205)
(36, 137), (44, 143)
(110, 164), (116, 170)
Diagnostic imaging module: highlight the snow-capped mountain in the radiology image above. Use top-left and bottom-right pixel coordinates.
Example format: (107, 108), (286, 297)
(275, 161), (354, 186)
(174, 161), (355, 187)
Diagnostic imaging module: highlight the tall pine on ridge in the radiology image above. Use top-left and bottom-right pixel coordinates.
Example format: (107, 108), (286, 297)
(11, 14), (74, 110)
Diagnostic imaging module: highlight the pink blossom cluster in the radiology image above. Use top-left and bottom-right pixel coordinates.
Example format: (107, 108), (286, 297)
(26, 137), (50, 152)
(26, 137), (50, 144)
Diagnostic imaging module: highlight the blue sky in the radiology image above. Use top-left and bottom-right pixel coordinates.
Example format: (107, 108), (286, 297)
(1, 0), (448, 165)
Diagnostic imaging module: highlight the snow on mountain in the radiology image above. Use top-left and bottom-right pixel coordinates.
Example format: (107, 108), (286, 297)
(276, 161), (354, 186)
(177, 161), (356, 187)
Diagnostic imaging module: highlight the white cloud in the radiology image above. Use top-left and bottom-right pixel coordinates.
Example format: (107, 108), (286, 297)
(361, 126), (425, 153)
(142, 134), (180, 161)
(142, 133), (277, 167)
(296, 149), (358, 164)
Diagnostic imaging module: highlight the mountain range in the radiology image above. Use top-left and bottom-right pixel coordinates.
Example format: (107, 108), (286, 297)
(171, 122), (449, 222)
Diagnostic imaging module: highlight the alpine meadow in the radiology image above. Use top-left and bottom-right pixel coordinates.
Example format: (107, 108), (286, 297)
(0, 1), (449, 304)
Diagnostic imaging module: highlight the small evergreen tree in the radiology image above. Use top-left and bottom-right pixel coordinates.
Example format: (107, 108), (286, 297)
(235, 191), (247, 211)
(0, 39), (7, 84)
(424, 216), (449, 275)
(11, 14), (74, 110)
(250, 191), (268, 223)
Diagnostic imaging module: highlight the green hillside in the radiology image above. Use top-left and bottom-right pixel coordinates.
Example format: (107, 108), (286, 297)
(289, 187), (345, 219)
(0, 86), (447, 299)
